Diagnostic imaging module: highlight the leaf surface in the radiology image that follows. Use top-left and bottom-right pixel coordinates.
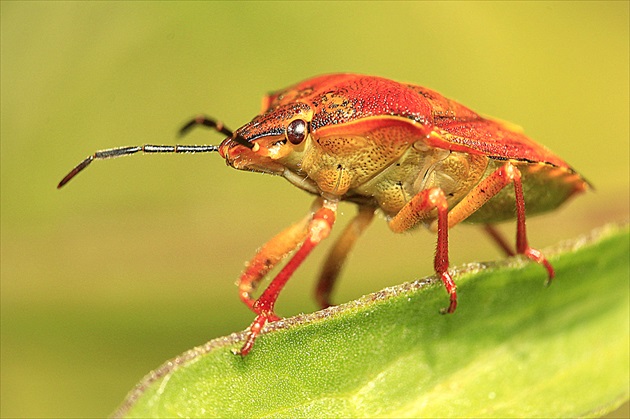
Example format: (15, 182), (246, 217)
(116, 223), (629, 418)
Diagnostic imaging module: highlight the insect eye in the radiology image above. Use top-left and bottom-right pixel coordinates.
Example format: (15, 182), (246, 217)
(286, 119), (307, 145)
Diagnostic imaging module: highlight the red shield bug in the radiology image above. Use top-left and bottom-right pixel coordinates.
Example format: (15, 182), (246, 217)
(58, 74), (590, 355)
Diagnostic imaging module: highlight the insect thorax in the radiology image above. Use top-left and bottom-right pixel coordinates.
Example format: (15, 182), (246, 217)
(351, 145), (489, 218)
(281, 133), (489, 221)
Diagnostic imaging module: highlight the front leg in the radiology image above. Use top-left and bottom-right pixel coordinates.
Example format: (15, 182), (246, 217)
(236, 198), (338, 356)
(389, 188), (456, 313)
(238, 211), (312, 313)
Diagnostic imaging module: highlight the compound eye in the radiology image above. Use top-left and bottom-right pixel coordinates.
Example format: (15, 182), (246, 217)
(286, 119), (307, 145)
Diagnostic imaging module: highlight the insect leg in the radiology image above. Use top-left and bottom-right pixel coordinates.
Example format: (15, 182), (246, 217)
(483, 225), (516, 256)
(388, 188), (456, 314)
(236, 199), (338, 356)
(446, 162), (554, 281)
(57, 144), (219, 188)
(237, 213), (312, 312)
(315, 205), (375, 309)
(513, 172), (555, 283)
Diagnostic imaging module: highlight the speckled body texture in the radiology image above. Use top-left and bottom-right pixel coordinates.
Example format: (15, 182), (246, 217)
(222, 74), (587, 224)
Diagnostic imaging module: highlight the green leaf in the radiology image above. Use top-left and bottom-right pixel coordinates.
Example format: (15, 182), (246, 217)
(115, 223), (629, 418)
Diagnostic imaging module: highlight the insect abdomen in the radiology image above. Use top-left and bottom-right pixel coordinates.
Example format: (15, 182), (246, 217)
(464, 160), (588, 224)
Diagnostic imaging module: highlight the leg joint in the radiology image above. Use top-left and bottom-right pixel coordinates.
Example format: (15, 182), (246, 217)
(499, 162), (521, 182)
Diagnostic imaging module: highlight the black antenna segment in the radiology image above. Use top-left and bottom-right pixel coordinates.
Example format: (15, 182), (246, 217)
(57, 144), (220, 189)
(57, 115), (249, 188)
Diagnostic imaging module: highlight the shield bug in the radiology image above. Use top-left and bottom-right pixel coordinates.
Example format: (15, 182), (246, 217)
(58, 74), (590, 355)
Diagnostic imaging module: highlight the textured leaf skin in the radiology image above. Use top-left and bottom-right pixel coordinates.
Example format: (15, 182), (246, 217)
(116, 223), (629, 418)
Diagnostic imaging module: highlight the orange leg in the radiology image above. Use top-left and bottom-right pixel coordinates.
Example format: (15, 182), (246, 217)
(448, 162), (554, 281)
(238, 213), (311, 313)
(236, 199), (338, 356)
(315, 205), (375, 309)
(389, 188), (456, 313)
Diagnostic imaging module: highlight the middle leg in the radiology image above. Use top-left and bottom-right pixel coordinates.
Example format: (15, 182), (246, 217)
(389, 188), (456, 313)
(315, 205), (376, 309)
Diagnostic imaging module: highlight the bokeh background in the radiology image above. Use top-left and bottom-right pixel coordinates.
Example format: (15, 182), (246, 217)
(2, 2), (628, 417)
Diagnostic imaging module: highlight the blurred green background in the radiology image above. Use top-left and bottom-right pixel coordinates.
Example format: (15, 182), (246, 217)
(1, 2), (628, 417)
